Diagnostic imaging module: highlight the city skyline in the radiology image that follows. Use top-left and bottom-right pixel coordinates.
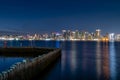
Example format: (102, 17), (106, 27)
(0, 1), (120, 79)
(0, 29), (120, 41)
(0, 0), (120, 33)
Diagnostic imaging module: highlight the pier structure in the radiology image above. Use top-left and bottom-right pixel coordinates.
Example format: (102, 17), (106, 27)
(0, 48), (61, 80)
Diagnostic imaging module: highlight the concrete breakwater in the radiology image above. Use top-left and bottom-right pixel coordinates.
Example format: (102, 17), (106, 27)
(0, 48), (61, 80)
(0, 48), (55, 57)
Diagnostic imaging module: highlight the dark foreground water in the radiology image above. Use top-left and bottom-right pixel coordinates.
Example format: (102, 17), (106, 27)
(0, 40), (120, 80)
(0, 57), (25, 73)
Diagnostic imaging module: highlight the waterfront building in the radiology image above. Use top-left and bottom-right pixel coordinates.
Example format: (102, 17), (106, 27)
(62, 30), (67, 40)
(95, 29), (101, 40)
(81, 31), (86, 40)
(75, 30), (79, 39)
(109, 33), (115, 41)
(0, 29), (120, 41)
(115, 34), (120, 41)
(87, 33), (93, 40)
(51, 32), (56, 40)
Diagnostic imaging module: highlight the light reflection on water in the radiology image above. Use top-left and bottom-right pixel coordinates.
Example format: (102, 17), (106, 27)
(110, 42), (116, 80)
(70, 41), (77, 73)
(0, 57), (25, 73)
(102, 42), (110, 80)
(96, 42), (102, 79)
(42, 41), (120, 80)
(0, 41), (119, 80)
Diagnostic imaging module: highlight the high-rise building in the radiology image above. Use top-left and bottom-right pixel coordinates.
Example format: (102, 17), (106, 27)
(115, 34), (120, 41)
(71, 31), (75, 39)
(51, 32), (56, 39)
(95, 29), (101, 39)
(75, 30), (79, 39)
(96, 29), (101, 37)
(62, 30), (66, 39)
(109, 33), (115, 41)
(67, 30), (71, 39)
(81, 31), (86, 40)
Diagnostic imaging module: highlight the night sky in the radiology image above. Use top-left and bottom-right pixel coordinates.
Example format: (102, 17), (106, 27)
(0, 0), (120, 34)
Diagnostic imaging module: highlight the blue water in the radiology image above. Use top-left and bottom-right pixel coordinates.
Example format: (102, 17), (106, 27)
(0, 40), (120, 80)
(36, 41), (120, 80)
(0, 40), (33, 73)
(0, 57), (24, 73)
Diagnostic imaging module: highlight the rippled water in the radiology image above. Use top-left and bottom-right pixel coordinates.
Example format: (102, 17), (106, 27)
(38, 41), (120, 80)
(0, 40), (33, 73)
(0, 40), (120, 80)
(0, 57), (25, 73)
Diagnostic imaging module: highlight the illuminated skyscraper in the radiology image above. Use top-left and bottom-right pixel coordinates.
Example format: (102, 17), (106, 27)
(96, 29), (101, 37)
(115, 34), (120, 41)
(109, 33), (115, 41)
(51, 32), (56, 39)
(67, 30), (71, 39)
(75, 30), (79, 39)
(62, 30), (68, 39)
(95, 29), (101, 39)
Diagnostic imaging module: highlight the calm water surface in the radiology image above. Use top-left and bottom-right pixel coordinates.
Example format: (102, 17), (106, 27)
(0, 40), (120, 80)
(0, 57), (25, 73)
(38, 41), (120, 80)
(0, 40), (34, 73)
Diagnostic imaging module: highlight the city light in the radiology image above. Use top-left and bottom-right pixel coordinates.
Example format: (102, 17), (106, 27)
(0, 29), (120, 41)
